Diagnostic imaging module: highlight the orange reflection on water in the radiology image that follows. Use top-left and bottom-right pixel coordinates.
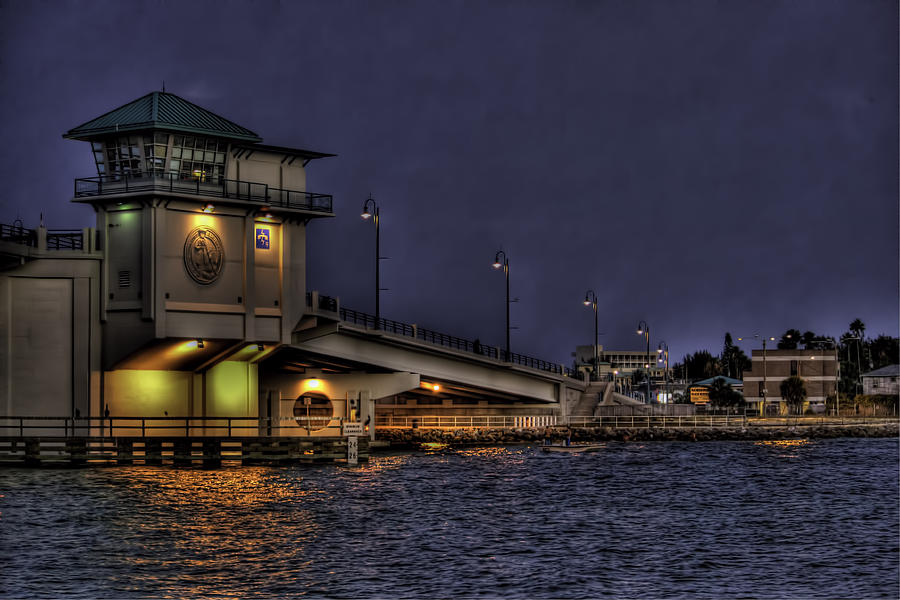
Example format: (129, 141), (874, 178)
(755, 439), (811, 447)
(755, 438), (812, 458)
(105, 466), (323, 593)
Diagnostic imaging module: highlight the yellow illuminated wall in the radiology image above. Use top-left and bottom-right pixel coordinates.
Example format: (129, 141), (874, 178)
(205, 361), (258, 417)
(105, 370), (192, 416)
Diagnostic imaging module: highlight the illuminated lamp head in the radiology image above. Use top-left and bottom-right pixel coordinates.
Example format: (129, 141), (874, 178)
(432, 384), (441, 392)
(197, 338), (204, 349)
(202, 203), (215, 213)
(305, 378), (321, 390)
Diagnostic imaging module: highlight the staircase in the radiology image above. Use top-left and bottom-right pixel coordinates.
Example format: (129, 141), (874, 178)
(569, 381), (610, 416)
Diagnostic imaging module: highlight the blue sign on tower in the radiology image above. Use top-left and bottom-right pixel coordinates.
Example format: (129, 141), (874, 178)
(255, 228), (270, 250)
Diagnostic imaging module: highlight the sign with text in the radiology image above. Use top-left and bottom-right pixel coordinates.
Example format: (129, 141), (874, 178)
(347, 436), (358, 465)
(342, 422), (363, 437)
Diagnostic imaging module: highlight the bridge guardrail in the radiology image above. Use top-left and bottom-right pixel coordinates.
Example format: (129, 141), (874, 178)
(336, 306), (575, 378)
(375, 414), (898, 429)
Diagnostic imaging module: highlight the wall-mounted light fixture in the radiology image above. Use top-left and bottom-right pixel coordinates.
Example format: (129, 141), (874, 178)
(197, 338), (205, 349)
(202, 203), (215, 213)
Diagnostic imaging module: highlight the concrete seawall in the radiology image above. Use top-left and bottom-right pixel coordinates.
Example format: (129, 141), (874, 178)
(377, 422), (899, 447)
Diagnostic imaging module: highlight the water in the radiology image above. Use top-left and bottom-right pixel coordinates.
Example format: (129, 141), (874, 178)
(1, 438), (897, 599)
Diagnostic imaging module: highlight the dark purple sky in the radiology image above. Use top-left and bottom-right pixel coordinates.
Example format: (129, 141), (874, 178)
(1, 0), (897, 366)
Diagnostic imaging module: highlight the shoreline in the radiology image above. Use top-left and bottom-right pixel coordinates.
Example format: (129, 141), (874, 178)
(375, 422), (899, 447)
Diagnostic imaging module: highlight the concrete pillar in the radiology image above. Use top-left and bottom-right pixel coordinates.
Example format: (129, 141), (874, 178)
(67, 438), (87, 465)
(116, 439), (134, 465)
(144, 440), (163, 465)
(202, 440), (221, 467)
(173, 439), (192, 465)
(25, 439), (40, 466)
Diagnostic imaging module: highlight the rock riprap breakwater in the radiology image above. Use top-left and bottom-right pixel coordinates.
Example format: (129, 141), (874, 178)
(377, 422), (899, 446)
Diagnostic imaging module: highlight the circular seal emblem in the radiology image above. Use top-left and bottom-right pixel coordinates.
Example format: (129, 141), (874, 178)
(183, 226), (224, 284)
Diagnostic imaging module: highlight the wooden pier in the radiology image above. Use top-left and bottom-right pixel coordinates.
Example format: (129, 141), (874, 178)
(0, 436), (368, 467)
(0, 415), (370, 466)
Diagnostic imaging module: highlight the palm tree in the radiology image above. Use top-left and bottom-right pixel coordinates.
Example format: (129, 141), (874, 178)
(849, 318), (866, 341)
(801, 331), (817, 349)
(778, 329), (802, 350)
(780, 376), (807, 415)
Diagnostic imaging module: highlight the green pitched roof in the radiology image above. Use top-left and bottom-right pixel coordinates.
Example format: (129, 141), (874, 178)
(63, 91), (262, 142)
(692, 375), (745, 387)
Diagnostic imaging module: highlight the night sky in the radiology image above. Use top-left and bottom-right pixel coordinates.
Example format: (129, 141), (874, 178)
(1, 0), (897, 367)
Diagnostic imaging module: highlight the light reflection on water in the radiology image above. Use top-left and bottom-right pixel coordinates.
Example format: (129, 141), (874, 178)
(1, 438), (897, 599)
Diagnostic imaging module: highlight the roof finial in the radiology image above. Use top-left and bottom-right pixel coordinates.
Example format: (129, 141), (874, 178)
(162, 80), (166, 93)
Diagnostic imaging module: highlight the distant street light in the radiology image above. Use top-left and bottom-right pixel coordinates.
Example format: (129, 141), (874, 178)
(737, 334), (777, 417)
(491, 250), (510, 360)
(657, 341), (669, 403)
(361, 194), (382, 328)
(636, 320), (651, 403)
(583, 290), (599, 378)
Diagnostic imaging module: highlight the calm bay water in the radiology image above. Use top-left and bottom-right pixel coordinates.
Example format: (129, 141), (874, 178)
(1, 438), (897, 599)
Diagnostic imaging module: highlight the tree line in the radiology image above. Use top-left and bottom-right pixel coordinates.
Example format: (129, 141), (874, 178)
(671, 319), (898, 411)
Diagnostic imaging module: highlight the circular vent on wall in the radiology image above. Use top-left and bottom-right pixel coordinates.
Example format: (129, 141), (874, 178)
(293, 392), (333, 432)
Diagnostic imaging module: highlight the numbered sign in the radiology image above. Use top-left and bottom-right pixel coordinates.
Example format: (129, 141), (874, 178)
(347, 436), (358, 465)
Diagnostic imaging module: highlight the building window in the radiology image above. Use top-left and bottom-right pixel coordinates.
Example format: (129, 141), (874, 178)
(98, 136), (143, 177)
(171, 135), (226, 182)
(143, 132), (169, 173)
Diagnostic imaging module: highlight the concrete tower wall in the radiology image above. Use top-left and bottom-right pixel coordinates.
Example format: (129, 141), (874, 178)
(0, 255), (101, 419)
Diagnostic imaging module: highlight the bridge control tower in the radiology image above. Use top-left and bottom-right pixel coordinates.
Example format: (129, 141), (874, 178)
(58, 91), (337, 422)
(64, 91), (335, 364)
(1, 91), (583, 446)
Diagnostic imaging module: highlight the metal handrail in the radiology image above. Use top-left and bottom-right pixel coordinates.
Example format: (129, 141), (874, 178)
(0, 223), (35, 245)
(375, 414), (898, 430)
(337, 306), (574, 377)
(73, 172), (333, 213)
(46, 230), (84, 250)
(1, 223), (84, 250)
(0, 415), (353, 438)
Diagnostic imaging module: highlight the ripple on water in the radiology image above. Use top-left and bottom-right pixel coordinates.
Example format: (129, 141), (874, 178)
(0, 438), (897, 599)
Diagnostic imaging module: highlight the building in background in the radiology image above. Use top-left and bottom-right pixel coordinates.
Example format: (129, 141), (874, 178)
(742, 348), (837, 415)
(574, 345), (665, 379)
(861, 365), (899, 396)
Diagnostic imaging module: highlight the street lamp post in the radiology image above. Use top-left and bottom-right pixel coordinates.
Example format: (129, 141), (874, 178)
(492, 250), (510, 360)
(657, 341), (669, 403)
(361, 194), (381, 328)
(737, 334), (776, 417)
(842, 335), (862, 398)
(583, 290), (599, 379)
(810, 337), (840, 416)
(636, 320), (651, 403)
